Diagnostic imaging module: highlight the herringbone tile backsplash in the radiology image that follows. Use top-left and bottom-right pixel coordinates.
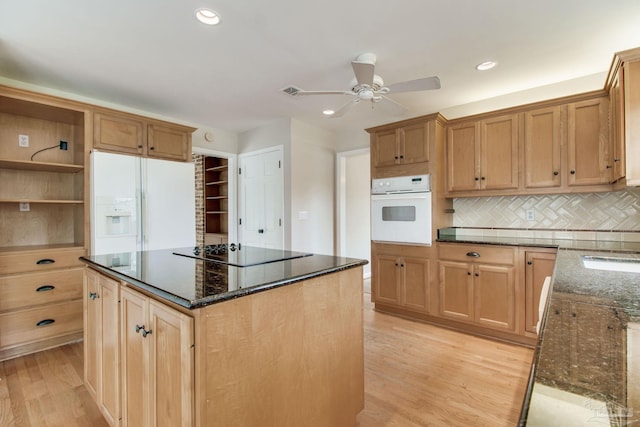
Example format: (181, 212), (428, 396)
(452, 188), (640, 230)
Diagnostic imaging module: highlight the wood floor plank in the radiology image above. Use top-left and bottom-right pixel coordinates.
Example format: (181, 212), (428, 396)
(1, 286), (532, 427)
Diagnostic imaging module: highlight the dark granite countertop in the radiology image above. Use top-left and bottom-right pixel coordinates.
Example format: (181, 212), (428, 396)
(80, 248), (367, 309)
(436, 233), (640, 425)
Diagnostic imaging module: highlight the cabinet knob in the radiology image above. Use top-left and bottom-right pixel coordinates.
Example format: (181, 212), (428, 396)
(606, 165), (612, 169)
(474, 273), (479, 277)
(614, 158), (620, 162)
(149, 146), (155, 151)
(135, 324), (144, 334)
(141, 328), (152, 338)
(474, 177), (479, 181)
(553, 171), (559, 176)
(399, 155), (404, 159)
(481, 177), (486, 181)
(527, 261), (532, 265)
(138, 145), (143, 149)
(570, 170), (576, 175)
(400, 263), (404, 267)
(394, 156), (399, 160)
(89, 292), (99, 300)
(467, 272), (471, 276)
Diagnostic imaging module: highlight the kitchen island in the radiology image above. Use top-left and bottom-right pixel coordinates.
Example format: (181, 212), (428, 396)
(80, 247), (367, 427)
(437, 229), (640, 426)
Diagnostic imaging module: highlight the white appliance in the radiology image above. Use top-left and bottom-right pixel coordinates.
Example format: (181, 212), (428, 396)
(91, 151), (196, 255)
(371, 174), (432, 245)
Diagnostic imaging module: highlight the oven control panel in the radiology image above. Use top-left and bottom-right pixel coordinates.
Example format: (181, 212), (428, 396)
(371, 174), (430, 194)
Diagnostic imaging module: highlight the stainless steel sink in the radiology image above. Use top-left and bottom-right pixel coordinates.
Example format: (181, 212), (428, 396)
(582, 255), (640, 273)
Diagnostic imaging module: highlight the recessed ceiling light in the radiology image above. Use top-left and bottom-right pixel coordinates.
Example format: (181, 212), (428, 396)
(195, 8), (221, 25)
(476, 61), (497, 71)
(322, 110), (335, 116)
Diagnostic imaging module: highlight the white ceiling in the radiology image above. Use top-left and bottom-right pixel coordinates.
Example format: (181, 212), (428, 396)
(1, 0), (640, 135)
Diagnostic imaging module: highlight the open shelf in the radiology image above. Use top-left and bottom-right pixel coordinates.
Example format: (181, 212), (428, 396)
(205, 165), (228, 172)
(0, 158), (84, 173)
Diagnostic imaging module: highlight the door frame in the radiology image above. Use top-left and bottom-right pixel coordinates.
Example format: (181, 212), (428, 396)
(192, 147), (238, 244)
(238, 145), (284, 248)
(336, 147), (371, 278)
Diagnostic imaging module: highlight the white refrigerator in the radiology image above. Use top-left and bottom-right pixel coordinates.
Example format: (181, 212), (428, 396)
(91, 151), (196, 256)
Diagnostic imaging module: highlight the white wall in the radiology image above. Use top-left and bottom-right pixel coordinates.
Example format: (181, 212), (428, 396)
(192, 127), (239, 153)
(335, 128), (370, 151)
(290, 119), (336, 255)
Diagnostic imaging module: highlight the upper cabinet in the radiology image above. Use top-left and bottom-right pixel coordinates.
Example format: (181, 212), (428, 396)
(369, 120), (430, 176)
(607, 47), (640, 187)
(446, 114), (518, 193)
(567, 96), (610, 186)
(94, 110), (195, 162)
(445, 92), (612, 197)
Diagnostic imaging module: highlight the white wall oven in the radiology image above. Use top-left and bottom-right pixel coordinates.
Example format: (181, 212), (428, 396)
(371, 174), (432, 245)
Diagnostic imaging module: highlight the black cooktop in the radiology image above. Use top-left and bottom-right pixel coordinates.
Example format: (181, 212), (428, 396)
(172, 244), (313, 267)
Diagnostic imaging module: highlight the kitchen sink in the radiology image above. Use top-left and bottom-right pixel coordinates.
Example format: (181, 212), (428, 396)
(581, 255), (640, 273)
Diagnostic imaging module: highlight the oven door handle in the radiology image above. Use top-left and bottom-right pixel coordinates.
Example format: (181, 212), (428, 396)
(371, 193), (430, 201)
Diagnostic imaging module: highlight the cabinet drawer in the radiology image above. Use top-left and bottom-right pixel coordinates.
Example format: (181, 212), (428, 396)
(439, 243), (516, 265)
(0, 268), (83, 312)
(0, 247), (85, 275)
(0, 299), (83, 349)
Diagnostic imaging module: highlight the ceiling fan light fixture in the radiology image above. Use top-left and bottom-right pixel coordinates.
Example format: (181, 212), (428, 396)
(322, 109), (335, 116)
(195, 8), (221, 25)
(476, 60), (497, 71)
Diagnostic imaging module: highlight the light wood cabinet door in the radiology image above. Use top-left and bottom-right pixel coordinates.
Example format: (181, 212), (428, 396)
(84, 269), (101, 400)
(439, 260), (472, 321)
(480, 114), (519, 190)
(399, 122), (429, 164)
(525, 251), (556, 334)
(473, 264), (515, 331)
(567, 96), (610, 186)
(524, 106), (562, 188)
(446, 122), (480, 192)
(100, 276), (120, 427)
(402, 256), (430, 312)
(148, 300), (194, 427)
(121, 287), (148, 427)
(94, 112), (145, 156)
(372, 254), (400, 305)
(372, 129), (400, 167)
(120, 286), (194, 427)
(147, 124), (191, 162)
(609, 71), (626, 183)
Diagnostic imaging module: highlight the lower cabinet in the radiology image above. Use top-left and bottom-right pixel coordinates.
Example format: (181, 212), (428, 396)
(438, 244), (516, 332)
(524, 249), (557, 336)
(84, 268), (195, 427)
(371, 244), (431, 313)
(84, 268), (120, 427)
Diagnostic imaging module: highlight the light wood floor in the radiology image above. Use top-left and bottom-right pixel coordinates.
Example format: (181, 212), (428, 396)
(0, 288), (533, 427)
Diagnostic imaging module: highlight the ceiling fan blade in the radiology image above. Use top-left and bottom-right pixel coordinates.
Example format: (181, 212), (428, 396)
(351, 60), (375, 86)
(330, 99), (360, 118)
(295, 90), (353, 96)
(386, 76), (441, 93)
(380, 95), (409, 116)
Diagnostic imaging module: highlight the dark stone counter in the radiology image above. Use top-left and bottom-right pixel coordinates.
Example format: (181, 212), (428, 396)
(80, 248), (367, 309)
(436, 233), (640, 425)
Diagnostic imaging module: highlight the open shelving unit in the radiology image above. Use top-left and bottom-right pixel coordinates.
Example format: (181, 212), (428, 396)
(204, 156), (228, 244)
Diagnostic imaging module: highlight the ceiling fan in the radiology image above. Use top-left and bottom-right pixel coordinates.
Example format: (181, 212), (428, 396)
(290, 53), (441, 117)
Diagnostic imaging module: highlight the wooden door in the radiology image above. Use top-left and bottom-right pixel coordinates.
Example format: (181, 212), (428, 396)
(147, 124), (191, 162)
(567, 97), (610, 185)
(524, 106), (562, 188)
(372, 129), (399, 167)
(439, 260), (472, 321)
(480, 114), (519, 190)
(402, 256), (429, 312)
(609, 71), (626, 182)
(120, 287), (149, 427)
(399, 123), (429, 165)
(84, 269), (101, 400)
(373, 254), (400, 305)
(148, 300), (194, 427)
(473, 264), (515, 331)
(239, 148), (284, 249)
(94, 112), (145, 156)
(100, 275), (121, 427)
(446, 122), (480, 192)
(524, 251), (556, 334)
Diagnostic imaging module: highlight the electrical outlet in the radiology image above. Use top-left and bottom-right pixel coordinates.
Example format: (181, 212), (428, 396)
(525, 208), (535, 221)
(19, 134), (29, 147)
(19, 202), (30, 212)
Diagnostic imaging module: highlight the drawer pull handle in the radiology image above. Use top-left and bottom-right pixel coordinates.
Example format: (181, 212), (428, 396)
(141, 328), (152, 338)
(135, 324), (144, 333)
(36, 285), (56, 292)
(466, 252), (480, 258)
(36, 319), (55, 327)
(36, 258), (55, 265)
